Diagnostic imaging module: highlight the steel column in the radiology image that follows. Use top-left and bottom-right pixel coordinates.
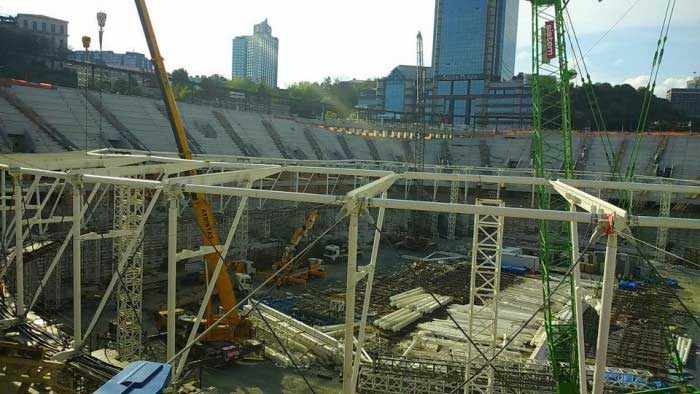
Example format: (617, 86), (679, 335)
(343, 207), (359, 394)
(570, 203), (588, 394)
(351, 193), (387, 388)
(72, 178), (82, 346)
(174, 187), (251, 378)
(13, 170), (23, 316)
(167, 189), (178, 361)
(591, 232), (618, 394)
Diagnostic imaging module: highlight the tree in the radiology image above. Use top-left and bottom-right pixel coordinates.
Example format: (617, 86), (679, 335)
(287, 81), (323, 118)
(571, 83), (683, 131)
(171, 68), (190, 86)
(197, 74), (228, 101)
(226, 77), (259, 95)
(112, 78), (130, 94)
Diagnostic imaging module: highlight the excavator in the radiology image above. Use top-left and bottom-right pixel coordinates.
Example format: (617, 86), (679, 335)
(134, 0), (252, 343)
(272, 210), (326, 287)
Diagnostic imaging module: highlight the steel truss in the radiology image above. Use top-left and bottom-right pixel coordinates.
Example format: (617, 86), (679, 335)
(0, 150), (698, 394)
(113, 184), (145, 361)
(466, 199), (504, 394)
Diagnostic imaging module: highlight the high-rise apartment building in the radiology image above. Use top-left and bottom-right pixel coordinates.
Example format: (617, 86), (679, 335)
(231, 19), (279, 88)
(430, 0), (518, 127)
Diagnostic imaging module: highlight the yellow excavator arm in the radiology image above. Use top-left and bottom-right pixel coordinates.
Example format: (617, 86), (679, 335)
(134, 0), (250, 341)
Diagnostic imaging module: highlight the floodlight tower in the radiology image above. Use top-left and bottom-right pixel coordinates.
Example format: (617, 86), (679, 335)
(415, 31), (426, 172)
(97, 12), (107, 144)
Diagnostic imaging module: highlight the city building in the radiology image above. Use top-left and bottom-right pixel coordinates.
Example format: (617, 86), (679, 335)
(383, 65), (432, 116)
(14, 13), (68, 49)
(429, 0), (519, 127)
(471, 73), (532, 130)
(357, 80), (384, 110)
(687, 75), (700, 89)
(231, 19), (279, 88)
(667, 87), (700, 120)
(69, 50), (154, 73)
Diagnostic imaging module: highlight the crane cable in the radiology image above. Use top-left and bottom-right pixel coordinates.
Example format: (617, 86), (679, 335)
(449, 225), (599, 393)
(167, 208), (348, 390)
(625, 0), (676, 184)
(583, 0), (642, 58)
(563, 9), (616, 173)
(363, 209), (596, 392)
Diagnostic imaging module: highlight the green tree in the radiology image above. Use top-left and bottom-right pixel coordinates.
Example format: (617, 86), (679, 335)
(112, 78), (130, 94)
(197, 74), (228, 101)
(226, 77), (259, 95)
(171, 68), (190, 86)
(571, 83), (683, 131)
(287, 81), (323, 118)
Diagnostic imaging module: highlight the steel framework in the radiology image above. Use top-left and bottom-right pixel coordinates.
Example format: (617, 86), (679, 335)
(466, 199), (504, 393)
(0, 150), (698, 394)
(531, 0), (579, 391)
(113, 184), (145, 361)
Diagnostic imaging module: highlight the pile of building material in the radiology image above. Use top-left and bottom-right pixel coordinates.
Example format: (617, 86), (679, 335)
(374, 288), (452, 332)
(246, 301), (370, 368)
(400, 277), (593, 361)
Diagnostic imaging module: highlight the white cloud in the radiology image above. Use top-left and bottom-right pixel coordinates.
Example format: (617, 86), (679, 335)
(623, 75), (692, 97)
(623, 75), (650, 88)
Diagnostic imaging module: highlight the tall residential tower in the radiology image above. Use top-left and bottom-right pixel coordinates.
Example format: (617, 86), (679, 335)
(232, 19), (279, 88)
(430, 0), (519, 126)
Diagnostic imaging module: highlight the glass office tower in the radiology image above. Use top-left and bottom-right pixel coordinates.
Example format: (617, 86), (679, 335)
(430, 0), (518, 127)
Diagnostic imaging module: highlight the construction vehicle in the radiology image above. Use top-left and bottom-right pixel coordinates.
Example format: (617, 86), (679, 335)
(271, 210), (326, 286)
(134, 0), (252, 343)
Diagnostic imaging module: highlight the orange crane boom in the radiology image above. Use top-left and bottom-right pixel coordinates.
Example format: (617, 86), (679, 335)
(134, 0), (251, 341)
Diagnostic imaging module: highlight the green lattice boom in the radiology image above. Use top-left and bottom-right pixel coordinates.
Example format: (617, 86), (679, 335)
(530, 0), (580, 392)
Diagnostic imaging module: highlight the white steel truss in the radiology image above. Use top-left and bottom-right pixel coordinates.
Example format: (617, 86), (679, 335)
(113, 183), (145, 361)
(0, 150), (699, 394)
(447, 180), (459, 240)
(466, 198), (504, 394)
(655, 191), (671, 264)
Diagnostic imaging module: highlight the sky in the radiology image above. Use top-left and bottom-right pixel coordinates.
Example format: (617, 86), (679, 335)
(1, 0), (698, 96)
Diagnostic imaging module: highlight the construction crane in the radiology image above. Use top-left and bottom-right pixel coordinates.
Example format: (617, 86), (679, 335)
(530, 0), (581, 392)
(272, 210), (324, 286)
(134, 0), (252, 342)
(414, 31), (426, 172)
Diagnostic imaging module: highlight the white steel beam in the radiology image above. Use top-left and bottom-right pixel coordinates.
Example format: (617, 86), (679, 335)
(73, 162), (206, 177)
(347, 174), (400, 199)
(168, 166), (281, 186)
(550, 180), (626, 220)
(183, 184), (341, 205)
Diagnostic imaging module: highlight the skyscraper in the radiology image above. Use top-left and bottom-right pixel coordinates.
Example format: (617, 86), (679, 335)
(430, 0), (518, 126)
(232, 19), (279, 88)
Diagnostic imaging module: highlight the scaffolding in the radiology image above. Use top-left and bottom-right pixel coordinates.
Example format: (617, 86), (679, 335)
(466, 199), (504, 394)
(113, 184), (145, 361)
